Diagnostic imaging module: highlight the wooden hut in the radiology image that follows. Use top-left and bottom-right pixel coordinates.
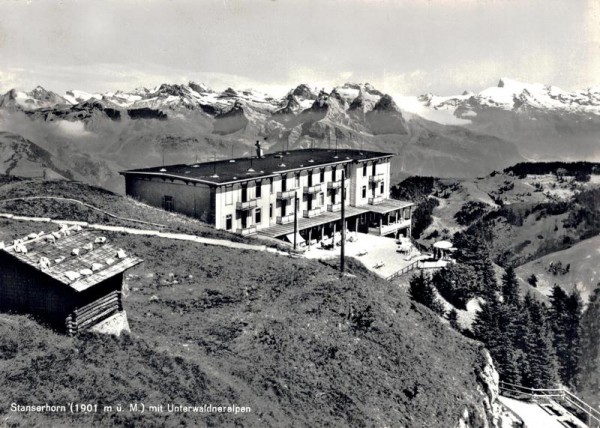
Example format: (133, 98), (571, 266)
(0, 225), (142, 334)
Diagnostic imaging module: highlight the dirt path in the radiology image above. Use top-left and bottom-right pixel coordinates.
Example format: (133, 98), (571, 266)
(0, 211), (286, 255)
(0, 196), (165, 227)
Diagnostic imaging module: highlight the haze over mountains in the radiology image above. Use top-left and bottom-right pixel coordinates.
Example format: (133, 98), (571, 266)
(0, 78), (598, 192)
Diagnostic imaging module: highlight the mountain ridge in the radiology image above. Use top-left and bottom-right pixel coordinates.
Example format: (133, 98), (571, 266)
(4, 77), (599, 192)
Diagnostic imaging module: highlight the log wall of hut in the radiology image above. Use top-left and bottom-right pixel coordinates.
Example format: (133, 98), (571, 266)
(69, 275), (124, 335)
(0, 252), (77, 330)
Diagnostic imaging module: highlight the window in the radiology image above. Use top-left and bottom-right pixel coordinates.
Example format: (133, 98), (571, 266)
(162, 195), (175, 212)
(282, 175), (287, 192)
(332, 167), (336, 182)
(295, 173), (300, 188)
(320, 168), (325, 183)
(269, 178), (274, 194)
(256, 181), (262, 198)
(225, 185), (233, 205)
(372, 163), (376, 176)
(308, 170), (313, 187)
(269, 203), (273, 218)
(380, 181), (384, 194)
(363, 163), (367, 177)
(319, 192), (324, 206)
(225, 214), (233, 230)
(255, 208), (261, 224)
(362, 186), (367, 199)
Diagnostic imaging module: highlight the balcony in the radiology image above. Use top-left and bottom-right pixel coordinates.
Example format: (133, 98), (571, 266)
(381, 219), (411, 235)
(236, 199), (258, 210)
(369, 173), (385, 184)
(276, 189), (296, 200)
(368, 195), (384, 205)
(236, 225), (257, 236)
(368, 219), (411, 236)
(276, 214), (294, 225)
(303, 207), (323, 218)
(303, 184), (322, 194)
(327, 180), (342, 190)
(327, 203), (342, 212)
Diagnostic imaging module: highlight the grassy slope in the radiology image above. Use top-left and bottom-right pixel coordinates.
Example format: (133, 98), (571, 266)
(0, 217), (496, 427)
(0, 177), (287, 249)
(416, 173), (600, 269)
(515, 234), (600, 301)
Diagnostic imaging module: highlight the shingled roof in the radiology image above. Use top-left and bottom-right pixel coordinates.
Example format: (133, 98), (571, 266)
(0, 225), (142, 292)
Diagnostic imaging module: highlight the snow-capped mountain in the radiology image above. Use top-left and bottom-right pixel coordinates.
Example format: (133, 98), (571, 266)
(0, 86), (71, 111)
(418, 78), (600, 161)
(421, 78), (600, 116)
(10, 77), (600, 192)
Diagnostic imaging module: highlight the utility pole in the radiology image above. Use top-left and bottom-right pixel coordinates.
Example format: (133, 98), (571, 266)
(293, 191), (299, 250)
(340, 167), (346, 273)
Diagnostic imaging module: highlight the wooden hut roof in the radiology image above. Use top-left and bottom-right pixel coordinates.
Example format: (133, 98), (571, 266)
(0, 225), (142, 292)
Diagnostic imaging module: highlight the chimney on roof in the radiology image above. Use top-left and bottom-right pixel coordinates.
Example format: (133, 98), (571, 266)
(255, 140), (264, 159)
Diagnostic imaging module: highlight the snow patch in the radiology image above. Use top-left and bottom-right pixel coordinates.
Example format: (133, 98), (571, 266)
(394, 95), (472, 125)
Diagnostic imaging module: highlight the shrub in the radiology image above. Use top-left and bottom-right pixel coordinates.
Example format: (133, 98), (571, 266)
(431, 264), (480, 310)
(527, 274), (538, 287)
(454, 201), (489, 226)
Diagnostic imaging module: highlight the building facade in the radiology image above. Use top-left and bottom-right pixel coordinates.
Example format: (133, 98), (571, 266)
(121, 148), (413, 244)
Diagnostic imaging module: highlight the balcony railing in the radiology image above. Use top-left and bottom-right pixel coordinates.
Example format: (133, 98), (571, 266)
(276, 214), (294, 225)
(327, 203), (342, 212)
(303, 184), (322, 194)
(327, 180), (342, 190)
(276, 189), (296, 200)
(236, 199), (258, 210)
(380, 219), (411, 235)
(369, 173), (385, 184)
(303, 207), (323, 218)
(368, 195), (384, 205)
(368, 219), (411, 236)
(236, 225), (257, 236)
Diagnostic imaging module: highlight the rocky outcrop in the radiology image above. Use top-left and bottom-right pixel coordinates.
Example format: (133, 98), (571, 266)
(455, 348), (504, 428)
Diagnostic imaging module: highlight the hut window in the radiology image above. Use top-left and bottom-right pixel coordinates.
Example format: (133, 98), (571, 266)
(225, 214), (233, 230)
(380, 181), (384, 194)
(320, 168), (325, 183)
(162, 195), (175, 212)
(362, 186), (367, 199)
(363, 163), (367, 177)
(269, 203), (273, 218)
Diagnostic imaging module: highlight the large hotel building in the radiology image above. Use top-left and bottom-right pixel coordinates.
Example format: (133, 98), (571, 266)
(121, 145), (413, 245)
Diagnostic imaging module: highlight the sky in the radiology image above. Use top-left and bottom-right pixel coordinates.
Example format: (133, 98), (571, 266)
(0, 0), (598, 97)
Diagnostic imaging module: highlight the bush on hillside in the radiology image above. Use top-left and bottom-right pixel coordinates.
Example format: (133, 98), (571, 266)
(431, 264), (480, 310)
(412, 198), (440, 239)
(454, 201), (489, 226)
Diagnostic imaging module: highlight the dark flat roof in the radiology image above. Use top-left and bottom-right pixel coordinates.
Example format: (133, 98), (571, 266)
(120, 148), (394, 185)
